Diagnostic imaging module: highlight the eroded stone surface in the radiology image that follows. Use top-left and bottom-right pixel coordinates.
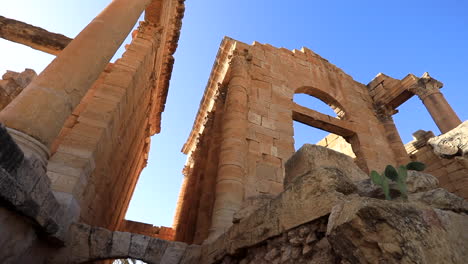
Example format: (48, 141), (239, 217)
(327, 197), (468, 264)
(356, 170), (440, 199)
(284, 144), (367, 189)
(429, 121), (468, 158)
(0, 69), (36, 110)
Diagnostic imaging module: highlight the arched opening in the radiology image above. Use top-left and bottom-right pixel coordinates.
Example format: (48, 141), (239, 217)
(295, 86), (347, 119)
(292, 93), (356, 159)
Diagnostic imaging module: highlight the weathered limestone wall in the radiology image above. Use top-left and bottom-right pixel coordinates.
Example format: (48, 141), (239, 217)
(405, 130), (468, 199)
(119, 220), (175, 241)
(176, 38), (410, 243)
(316, 133), (355, 158)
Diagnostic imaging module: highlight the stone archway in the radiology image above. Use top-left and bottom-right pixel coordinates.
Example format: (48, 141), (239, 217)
(50, 223), (200, 264)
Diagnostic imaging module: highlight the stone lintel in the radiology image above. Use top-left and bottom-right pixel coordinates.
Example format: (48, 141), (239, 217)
(0, 15), (72, 55)
(292, 103), (355, 137)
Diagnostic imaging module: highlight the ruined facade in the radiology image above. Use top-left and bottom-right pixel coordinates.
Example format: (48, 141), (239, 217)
(173, 38), (467, 244)
(1, 0), (468, 263)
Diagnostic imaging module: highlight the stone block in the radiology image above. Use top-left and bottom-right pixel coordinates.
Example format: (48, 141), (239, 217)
(68, 223), (91, 263)
(0, 169), (25, 207)
(143, 237), (169, 263)
(327, 197), (468, 264)
(261, 117), (275, 130)
(284, 144), (367, 189)
(129, 233), (150, 259)
(247, 111), (261, 125)
(89, 226), (113, 259)
(15, 158), (40, 194)
(160, 241), (188, 264)
(180, 245), (202, 264)
(36, 191), (61, 235)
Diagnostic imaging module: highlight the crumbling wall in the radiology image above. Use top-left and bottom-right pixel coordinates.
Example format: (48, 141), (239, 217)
(405, 130), (468, 199)
(176, 38), (408, 243)
(0, 69), (36, 110)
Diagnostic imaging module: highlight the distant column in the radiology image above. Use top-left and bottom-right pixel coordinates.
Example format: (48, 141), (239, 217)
(208, 54), (249, 241)
(410, 73), (462, 133)
(376, 106), (410, 165)
(0, 0), (151, 152)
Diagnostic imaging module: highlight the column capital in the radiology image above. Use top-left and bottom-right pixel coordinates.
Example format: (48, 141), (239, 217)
(228, 50), (250, 79)
(408, 72), (443, 100)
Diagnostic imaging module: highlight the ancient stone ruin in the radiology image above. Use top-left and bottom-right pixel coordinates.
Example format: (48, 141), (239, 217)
(0, 0), (467, 263)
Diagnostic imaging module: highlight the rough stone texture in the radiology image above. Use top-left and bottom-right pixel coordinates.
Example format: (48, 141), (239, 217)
(356, 170), (440, 199)
(0, 127), (65, 242)
(218, 217), (334, 264)
(405, 129), (468, 199)
(409, 188), (468, 214)
(232, 194), (275, 223)
(111, 231), (132, 258)
(129, 233), (151, 259)
(406, 170), (440, 192)
(0, 69), (36, 110)
(327, 197), (468, 264)
(180, 245), (202, 264)
(429, 120), (468, 158)
(285, 144), (367, 188)
(160, 241), (188, 264)
(143, 237), (169, 264)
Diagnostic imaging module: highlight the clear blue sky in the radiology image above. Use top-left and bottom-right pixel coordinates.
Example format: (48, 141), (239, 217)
(1, 0), (467, 227)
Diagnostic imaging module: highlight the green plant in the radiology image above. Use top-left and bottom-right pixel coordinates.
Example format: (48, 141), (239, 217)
(370, 161), (425, 200)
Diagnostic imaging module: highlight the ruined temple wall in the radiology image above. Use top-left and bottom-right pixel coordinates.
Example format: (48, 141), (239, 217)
(176, 39), (406, 244)
(46, 23), (161, 229)
(241, 41), (396, 200)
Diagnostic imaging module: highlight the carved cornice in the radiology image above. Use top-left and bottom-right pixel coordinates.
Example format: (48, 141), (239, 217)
(181, 37), (237, 154)
(408, 72), (443, 100)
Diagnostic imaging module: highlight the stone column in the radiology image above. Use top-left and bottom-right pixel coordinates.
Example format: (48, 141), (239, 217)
(0, 0), (151, 164)
(207, 54), (249, 241)
(410, 72), (462, 133)
(376, 106), (411, 165)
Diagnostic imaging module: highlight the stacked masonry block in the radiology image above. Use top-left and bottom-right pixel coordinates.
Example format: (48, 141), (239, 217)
(47, 23), (161, 229)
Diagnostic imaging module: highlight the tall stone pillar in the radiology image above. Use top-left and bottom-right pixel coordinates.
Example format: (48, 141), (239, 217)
(0, 0), (151, 167)
(410, 72), (462, 133)
(207, 54), (249, 241)
(376, 106), (411, 166)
